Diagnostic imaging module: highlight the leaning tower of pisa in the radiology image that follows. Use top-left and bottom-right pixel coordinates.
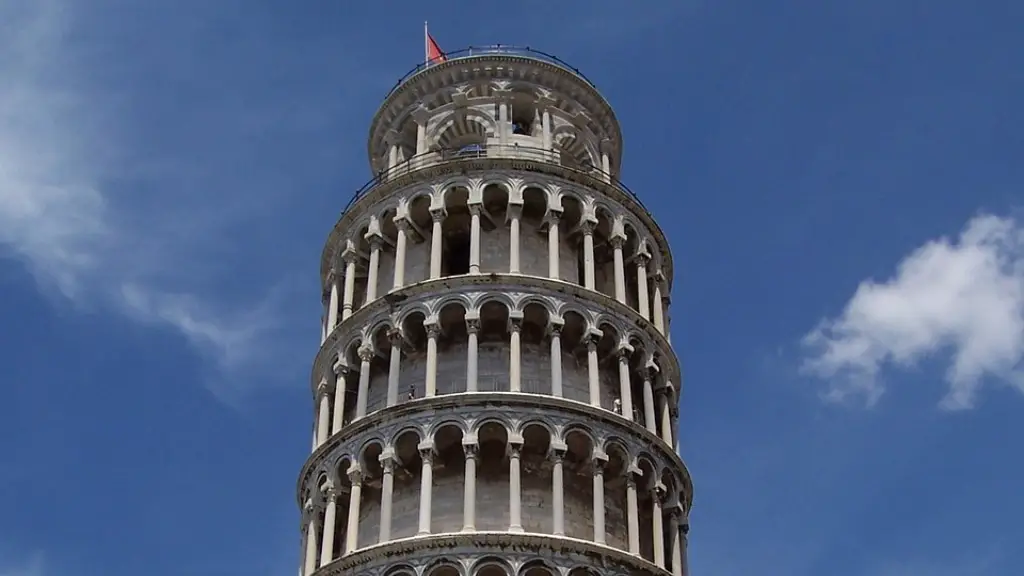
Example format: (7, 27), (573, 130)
(298, 45), (692, 576)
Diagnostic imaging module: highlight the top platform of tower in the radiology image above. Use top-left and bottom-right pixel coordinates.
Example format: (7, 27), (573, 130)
(366, 45), (624, 179)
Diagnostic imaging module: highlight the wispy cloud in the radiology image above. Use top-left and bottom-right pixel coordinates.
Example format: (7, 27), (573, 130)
(0, 1), (297, 397)
(800, 213), (1024, 410)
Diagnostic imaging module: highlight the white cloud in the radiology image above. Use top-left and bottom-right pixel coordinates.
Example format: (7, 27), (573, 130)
(0, 1), (290, 395)
(801, 213), (1024, 410)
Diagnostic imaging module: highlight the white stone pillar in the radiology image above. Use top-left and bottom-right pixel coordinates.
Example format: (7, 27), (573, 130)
(636, 254), (650, 320)
(345, 467), (362, 554)
(652, 275), (666, 334)
(542, 108), (552, 150)
(341, 253), (357, 320)
(509, 318), (522, 392)
(643, 371), (658, 434)
(392, 219), (409, 290)
(508, 206), (521, 273)
(659, 386), (675, 446)
(319, 489), (338, 566)
(618, 350), (634, 421)
(587, 336), (600, 407)
(364, 235), (382, 304)
(652, 486), (666, 568)
(320, 314), (327, 345)
(549, 323), (563, 397)
(416, 122), (427, 155)
(612, 236), (626, 304)
(429, 209), (444, 279)
(388, 144), (398, 169)
(417, 444), (434, 535)
(466, 317), (479, 392)
(626, 471), (640, 554)
(582, 221), (596, 290)
(551, 447), (565, 535)
(498, 101), (509, 146)
(386, 329), (402, 406)
(303, 511), (319, 576)
(355, 347), (372, 419)
(462, 442), (478, 531)
(602, 152), (611, 182)
(508, 440), (524, 532)
(378, 453), (395, 542)
(469, 204), (481, 274)
(547, 211), (560, 280)
(316, 380), (331, 447)
(326, 275), (339, 334)
(424, 321), (440, 397)
(592, 456), (606, 544)
(670, 510), (684, 576)
(331, 360), (347, 434)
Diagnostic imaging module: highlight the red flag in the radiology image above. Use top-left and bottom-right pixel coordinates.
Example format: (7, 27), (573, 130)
(427, 33), (446, 64)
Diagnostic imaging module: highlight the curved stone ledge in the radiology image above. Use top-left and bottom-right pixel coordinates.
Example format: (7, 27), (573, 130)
(320, 158), (672, 286)
(297, 393), (693, 510)
(312, 274), (681, 392)
(314, 531), (670, 576)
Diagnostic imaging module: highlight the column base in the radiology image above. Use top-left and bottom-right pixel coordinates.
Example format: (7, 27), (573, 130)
(508, 525), (524, 533)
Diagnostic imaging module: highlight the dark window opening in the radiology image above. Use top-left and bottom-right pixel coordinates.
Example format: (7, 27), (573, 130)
(443, 232), (471, 276)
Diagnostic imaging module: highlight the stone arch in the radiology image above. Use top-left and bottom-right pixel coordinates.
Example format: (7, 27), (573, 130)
(475, 420), (512, 531)
(426, 559), (465, 576)
(436, 300), (469, 395)
(432, 421), (467, 533)
(472, 556), (514, 576)
(519, 559), (558, 576)
(519, 300), (552, 395)
(382, 565), (417, 576)
(432, 108), (495, 150)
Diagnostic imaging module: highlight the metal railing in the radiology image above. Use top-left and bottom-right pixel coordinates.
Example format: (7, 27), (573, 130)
(383, 45), (596, 100)
(339, 143), (641, 216)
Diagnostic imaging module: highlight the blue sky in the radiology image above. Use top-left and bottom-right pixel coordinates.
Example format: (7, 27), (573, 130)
(1, 1), (1022, 575)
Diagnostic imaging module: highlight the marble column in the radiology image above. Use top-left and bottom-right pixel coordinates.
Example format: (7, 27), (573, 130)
(331, 359), (347, 434)
(587, 335), (600, 407)
(669, 507), (684, 576)
(652, 274), (666, 334)
(547, 211), (560, 280)
(424, 321), (440, 397)
(508, 440), (524, 532)
(542, 108), (552, 150)
(345, 467), (362, 554)
(659, 386), (675, 446)
(429, 209), (445, 279)
(392, 219), (409, 289)
(626, 471), (640, 555)
(549, 322), (563, 397)
(316, 380), (331, 447)
(319, 488), (338, 566)
(354, 347), (372, 420)
(592, 456), (607, 544)
(386, 328), (402, 406)
(652, 485), (666, 568)
(326, 274), (339, 335)
(466, 317), (479, 392)
(417, 445), (434, 534)
(643, 370), (658, 434)
(509, 318), (522, 392)
(302, 501), (318, 576)
(582, 221), (596, 290)
(636, 253), (650, 320)
(508, 205), (522, 273)
(469, 204), (482, 274)
(618, 349), (634, 421)
(551, 447), (566, 535)
(341, 252), (357, 320)
(612, 236), (626, 304)
(462, 442), (478, 531)
(378, 453), (395, 542)
(364, 234), (382, 304)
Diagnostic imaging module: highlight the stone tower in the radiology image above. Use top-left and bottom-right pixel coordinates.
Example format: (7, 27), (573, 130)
(298, 45), (692, 576)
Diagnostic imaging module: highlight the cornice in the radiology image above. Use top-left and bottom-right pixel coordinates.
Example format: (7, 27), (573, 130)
(313, 531), (670, 576)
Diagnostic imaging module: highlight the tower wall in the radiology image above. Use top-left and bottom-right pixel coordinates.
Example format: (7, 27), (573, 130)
(297, 47), (691, 576)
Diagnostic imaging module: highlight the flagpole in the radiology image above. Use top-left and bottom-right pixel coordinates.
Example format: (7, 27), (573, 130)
(424, 21), (428, 64)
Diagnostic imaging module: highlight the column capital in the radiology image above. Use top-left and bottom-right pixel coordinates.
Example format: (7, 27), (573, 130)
(365, 230), (385, 249)
(506, 202), (523, 220)
(507, 313), (524, 334)
(616, 342), (635, 360)
(346, 464), (363, 484)
(635, 252), (651, 268)
(584, 327), (603, 347)
(341, 244), (360, 264)
(394, 215), (413, 232)
(418, 441), (436, 463)
(425, 319), (442, 338)
(579, 219), (597, 235)
(590, 450), (609, 471)
(610, 234), (626, 249)
(357, 345), (375, 363)
(411, 104), (431, 124)
(462, 440), (480, 460)
(379, 451), (397, 474)
(547, 317), (564, 337)
(465, 315), (481, 334)
(332, 357), (348, 377)
(387, 326), (405, 347)
(651, 482), (667, 502)
(315, 378), (333, 399)
(507, 435), (524, 458)
(323, 484), (341, 503)
(549, 441), (567, 463)
(545, 209), (563, 226)
(326, 267), (340, 284)
(429, 207), (447, 223)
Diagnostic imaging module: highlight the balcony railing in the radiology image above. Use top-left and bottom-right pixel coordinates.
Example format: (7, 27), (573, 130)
(383, 45), (596, 100)
(340, 143), (642, 216)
